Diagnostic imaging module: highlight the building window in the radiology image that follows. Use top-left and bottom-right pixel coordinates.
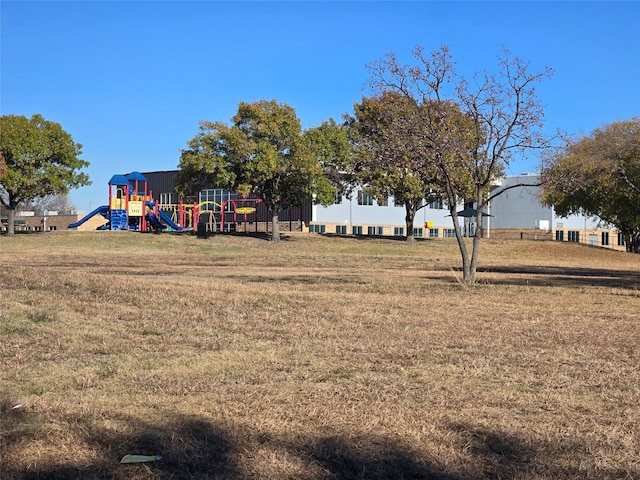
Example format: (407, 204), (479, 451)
(394, 227), (404, 236)
(443, 228), (457, 238)
(357, 191), (374, 206)
(49, 226), (57, 231)
(309, 224), (325, 233)
(334, 192), (343, 204)
(555, 230), (564, 241)
(352, 225), (363, 235)
(428, 199), (444, 210)
(159, 192), (178, 206)
(336, 225), (347, 235)
(429, 228), (439, 238)
(568, 231), (580, 243)
(618, 232), (625, 246)
(368, 226), (384, 236)
(199, 189), (237, 212)
(413, 227), (424, 238)
(601, 231), (609, 246)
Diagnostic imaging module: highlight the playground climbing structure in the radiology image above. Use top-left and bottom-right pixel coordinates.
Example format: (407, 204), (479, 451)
(68, 172), (196, 231)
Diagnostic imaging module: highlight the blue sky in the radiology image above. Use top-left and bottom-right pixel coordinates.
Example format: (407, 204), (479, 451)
(2, 1), (639, 213)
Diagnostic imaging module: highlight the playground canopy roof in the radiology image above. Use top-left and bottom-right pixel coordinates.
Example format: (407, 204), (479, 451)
(108, 174), (130, 186)
(448, 208), (494, 218)
(126, 171), (147, 183)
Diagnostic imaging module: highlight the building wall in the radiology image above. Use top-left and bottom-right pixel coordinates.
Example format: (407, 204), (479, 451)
(489, 174), (602, 230)
(311, 175), (608, 233)
(313, 192), (453, 229)
(488, 175), (552, 229)
(308, 176), (623, 248)
(1, 213), (94, 232)
(143, 170), (179, 201)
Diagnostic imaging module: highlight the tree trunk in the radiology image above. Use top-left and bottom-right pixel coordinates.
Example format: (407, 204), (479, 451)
(270, 209), (281, 242)
(460, 240), (472, 282)
(450, 208), (471, 283)
(469, 234), (482, 284)
(7, 207), (16, 236)
(468, 188), (485, 284)
(405, 206), (416, 243)
(630, 231), (640, 253)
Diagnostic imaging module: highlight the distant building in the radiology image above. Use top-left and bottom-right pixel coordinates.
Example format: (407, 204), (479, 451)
(0, 210), (92, 232)
(307, 174), (625, 249)
(489, 174), (599, 230)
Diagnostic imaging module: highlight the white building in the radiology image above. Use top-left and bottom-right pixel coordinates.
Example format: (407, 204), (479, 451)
(311, 190), (454, 238)
(309, 174), (625, 249)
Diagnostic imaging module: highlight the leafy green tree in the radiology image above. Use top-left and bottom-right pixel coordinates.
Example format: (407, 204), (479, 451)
(303, 118), (354, 198)
(347, 92), (447, 242)
(367, 46), (553, 283)
(178, 100), (335, 241)
(176, 123), (237, 200)
(0, 114), (90, 236)
(542, 118), (640, 252)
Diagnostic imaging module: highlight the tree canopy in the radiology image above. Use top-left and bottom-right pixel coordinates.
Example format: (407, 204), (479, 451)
(0, 114), (90, 235)
(177, 100), (336, 241)
(542, 118), (640, 252)
(302, 118), (354, 197)
(346, 92), (447, 242)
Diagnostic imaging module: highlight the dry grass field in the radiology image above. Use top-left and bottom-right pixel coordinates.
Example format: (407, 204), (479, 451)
(1, 231), (639, 479)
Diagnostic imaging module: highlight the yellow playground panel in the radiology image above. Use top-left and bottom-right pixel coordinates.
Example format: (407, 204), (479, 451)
(128, 201), (143, 217)
(110, 198), (125, 210)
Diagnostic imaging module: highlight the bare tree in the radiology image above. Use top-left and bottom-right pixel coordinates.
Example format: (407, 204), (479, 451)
(22, 194), (76, 215)
(367, 45), (554, 283)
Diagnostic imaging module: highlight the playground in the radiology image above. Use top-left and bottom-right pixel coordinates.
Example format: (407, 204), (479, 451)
(68, 172), (263, 233)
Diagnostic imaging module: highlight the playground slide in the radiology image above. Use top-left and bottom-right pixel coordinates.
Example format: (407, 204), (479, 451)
(146, 210), (184, 231)
(143, 201), (183, 231)
(157, 210), (184, 230)
(146, 213), (165, 230)
(68, 205), (109, 228)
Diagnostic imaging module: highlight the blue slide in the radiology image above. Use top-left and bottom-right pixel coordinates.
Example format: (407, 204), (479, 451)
(144, 201), (185, 231)
(68, 205), (109, 228)
(157, 209), (183, 230)
(146, 209), (184, 231)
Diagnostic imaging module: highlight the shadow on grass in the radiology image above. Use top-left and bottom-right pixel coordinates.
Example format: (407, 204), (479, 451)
(209, 231), (299, 242)
(322, 233), (433, 243)
(294, 433), (461, 480)
(476, 265), (640, 289)
(2, 402), (637, 479)
(447, 421), (637, 480)
(424, 264), (640, 289)
(1, 408), (237, 480)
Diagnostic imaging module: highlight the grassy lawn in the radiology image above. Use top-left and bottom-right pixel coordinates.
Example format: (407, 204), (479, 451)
(1, 231), (639, 479)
